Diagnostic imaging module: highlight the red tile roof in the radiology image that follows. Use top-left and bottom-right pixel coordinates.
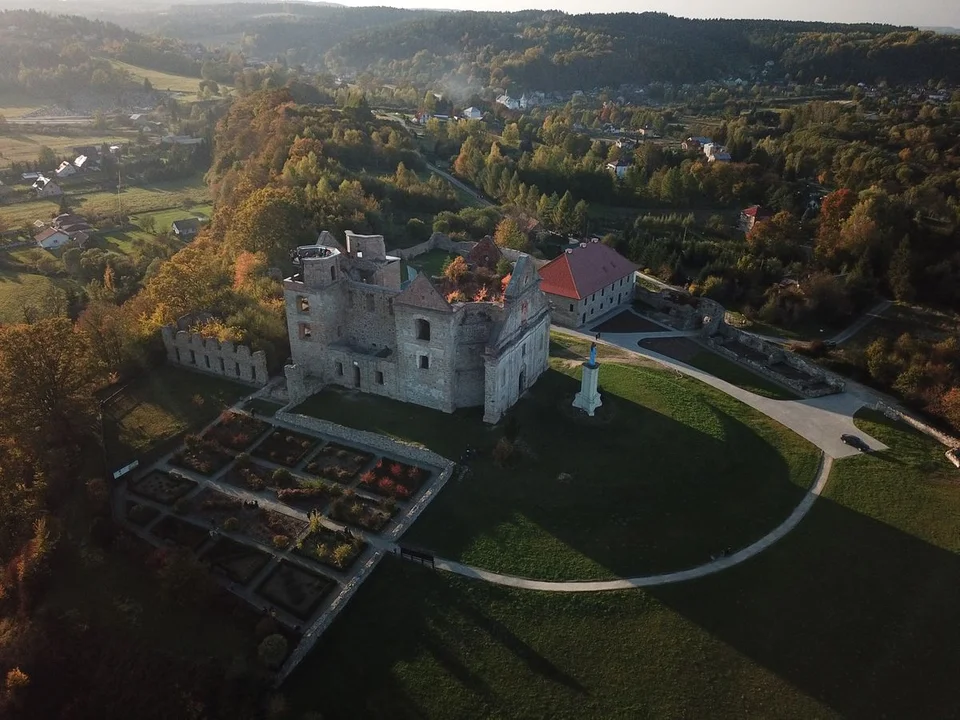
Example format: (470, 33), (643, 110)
(538, 241), (637, 300)
(742, 205), (773, 218)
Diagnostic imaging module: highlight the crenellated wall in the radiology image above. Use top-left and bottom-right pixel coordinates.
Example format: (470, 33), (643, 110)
(161, 326), (268, 386)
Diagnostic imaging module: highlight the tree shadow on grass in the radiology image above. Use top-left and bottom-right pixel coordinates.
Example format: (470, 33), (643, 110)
(393, 368), (808, 579)
(649, 492), (960, 718)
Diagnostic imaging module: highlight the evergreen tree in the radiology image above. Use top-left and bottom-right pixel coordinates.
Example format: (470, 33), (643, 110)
(888, 236), (915, 301)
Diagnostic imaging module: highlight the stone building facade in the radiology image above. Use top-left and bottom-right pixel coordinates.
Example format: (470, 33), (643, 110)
(538, 239), (638, 328)
(284, 231), (551, 423)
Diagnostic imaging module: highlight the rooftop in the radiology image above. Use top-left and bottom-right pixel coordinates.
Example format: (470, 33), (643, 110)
(537, 240), (637, 300)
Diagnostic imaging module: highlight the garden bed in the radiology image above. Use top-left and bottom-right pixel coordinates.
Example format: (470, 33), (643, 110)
(293, 521), (367, 572)
(204, 411), (269, 452)
(224, 457), (298, 492)
(152, 515), (210, 550)
(188, 489), (308, 549)
(125, 501), (161, 527)
(256, 562), (334, 621)
(328, 491), (395, 533)
(130, 470), (197, 504)
(359, 458), (429, 501)
(170, 435), (235, 476)
(304, 442), (373, 484)
(203, 537), (272, 584)
(252, 428), (318, 468)
(276, 480), (342, 513)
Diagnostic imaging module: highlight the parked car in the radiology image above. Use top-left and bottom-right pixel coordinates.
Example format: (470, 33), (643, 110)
(841, 434), (871, 452)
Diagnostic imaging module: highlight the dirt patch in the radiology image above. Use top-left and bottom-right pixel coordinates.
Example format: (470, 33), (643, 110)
(593, 310), (667, 334)
(640, 337), (701, 363)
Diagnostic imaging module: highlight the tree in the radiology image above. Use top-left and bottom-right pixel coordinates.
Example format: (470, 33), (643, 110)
(443, 256), (468, 282)
(0, 319), (99, 448)
(225, 186), (311, 267)
(143, 77), (153, 92)
(493, 217), (528, 251)
(887, 236), (915, 301)
(258, 634), (289, 668)
(139, 215), (156, 233)
(37, 146), (56, 168)
(553, 191), (575, 235)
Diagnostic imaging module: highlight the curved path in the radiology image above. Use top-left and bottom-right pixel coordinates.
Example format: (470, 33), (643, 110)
(422, 314), (887, 590)
(428, 454), (832, 592)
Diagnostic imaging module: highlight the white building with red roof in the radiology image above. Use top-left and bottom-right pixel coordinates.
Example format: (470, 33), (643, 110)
(538, 239), (638, 327)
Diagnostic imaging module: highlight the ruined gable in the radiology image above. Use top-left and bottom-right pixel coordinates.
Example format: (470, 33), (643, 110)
(394, 274), (453, 313)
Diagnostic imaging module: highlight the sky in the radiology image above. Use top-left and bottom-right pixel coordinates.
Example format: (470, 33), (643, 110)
(330, 0), (960, 29)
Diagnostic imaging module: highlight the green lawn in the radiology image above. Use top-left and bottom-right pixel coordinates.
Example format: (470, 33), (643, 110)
(131, 204), (212, 233)
(287, 410), (960, 719)
(107, 59), (211, 97)
(0, 267), (79, 323)
(295, 355), (819, 580)
(408, 249), (455, 277)
(686, 350), (800, 401)
(101, 365), (250, 470)
(0, 131), (132, 167)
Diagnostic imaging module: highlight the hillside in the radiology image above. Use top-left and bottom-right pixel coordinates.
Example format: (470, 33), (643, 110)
(323, 12), (960, 91)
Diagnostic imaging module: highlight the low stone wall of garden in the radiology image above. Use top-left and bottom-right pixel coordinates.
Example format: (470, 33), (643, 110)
(276, 410), (453, 474)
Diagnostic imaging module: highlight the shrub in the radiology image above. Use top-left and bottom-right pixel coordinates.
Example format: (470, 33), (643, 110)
(246, 475), (265, 491)
(258, 634), (289, 669)
(222, 517), (240, 532)
(332, 543), (353, 568)
(235, 452), (251, 469)
(272, 534), (289, 549)
(272, 468), (292, 485)
(395, 485), (411, 499)
(389, 462), (404, 478)
(378, 477), (396, 494)
(360, 471), (376, 485)
(492, 437), (515, 467)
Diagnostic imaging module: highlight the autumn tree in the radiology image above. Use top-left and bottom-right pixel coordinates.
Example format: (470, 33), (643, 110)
(815, 188), (857, 263)
(0, 319), (99, 448)
(443, 256), (468, 282)
(225, 186), (313, 267)
(494, 217), (529, 251)
(887, 237), (915, 301)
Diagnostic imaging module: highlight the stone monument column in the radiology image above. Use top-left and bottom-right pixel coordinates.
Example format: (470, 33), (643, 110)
(572, 342), (602, 416)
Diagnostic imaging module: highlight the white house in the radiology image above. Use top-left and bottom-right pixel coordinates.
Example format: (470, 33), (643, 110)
(606, 159), (632, 179)
(32, 176), (62, 197)
(55, 161), (76, 178)
(462, 106), (483, 120)
(34, 228), (70, 250)
(496, 95), (520, 111)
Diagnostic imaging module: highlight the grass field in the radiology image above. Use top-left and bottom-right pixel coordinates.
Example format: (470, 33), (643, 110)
(295, 348), (819, 580)
(108, 59), (209, 97)
(131, 204), (212, 230)
(0, 174), (210, 227)
(0, 267), (79, 323)
(686, 349), (799, 400)
(0, 131), (132, 167)
(407, 249), (454, 277)
(287, 410), (960, 719)
(101, 365), (250, 470)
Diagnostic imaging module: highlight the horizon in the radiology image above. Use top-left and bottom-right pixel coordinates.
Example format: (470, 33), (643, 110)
(314, 0), (960, 29)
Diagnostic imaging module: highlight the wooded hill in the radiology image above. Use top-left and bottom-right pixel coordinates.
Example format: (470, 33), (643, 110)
(323, 12), (960, 91)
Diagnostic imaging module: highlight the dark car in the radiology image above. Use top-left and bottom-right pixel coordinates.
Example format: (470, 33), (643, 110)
(841, 434), (871, 452)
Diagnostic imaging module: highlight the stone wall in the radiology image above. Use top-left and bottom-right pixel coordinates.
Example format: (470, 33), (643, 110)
(874, 401), (960, 449)
(276, 410), (454, 472)
(161, 326), (268, 386)
(393, 232), (475, 261)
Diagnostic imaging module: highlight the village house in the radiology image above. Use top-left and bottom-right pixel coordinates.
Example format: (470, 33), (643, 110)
(34, 227), (70, 250)
(537, 239), (638, 327)
(283, 231), (551, 424)
(606, 158), (632, 179)
(55, 161), (76, 178)
(682, 136), (712, 151)
(461, 107), (483, 120)
(171, 218), (202, 240)
(32, 176), (62, 198)
(740, 205), (775, 233)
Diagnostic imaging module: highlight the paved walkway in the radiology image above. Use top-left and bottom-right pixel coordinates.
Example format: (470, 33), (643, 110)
(424, 317), (889, 591)
(567, 322), (887, 459)
(434, 455), (832, 592)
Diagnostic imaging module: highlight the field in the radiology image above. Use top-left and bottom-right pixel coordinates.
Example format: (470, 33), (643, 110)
(100, 365), (251, 470)
(0, 131), (132, 167)
(640, 336), (799, 401)
(0, 268), (77, 322)
(295, 349), (819, 580)
(288, 410), (960, 719)
(0, 174), (209, 228)
(107, 59), (213, 98)
(407, 249), (454, 277)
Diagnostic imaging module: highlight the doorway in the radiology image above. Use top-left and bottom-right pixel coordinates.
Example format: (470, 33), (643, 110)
(353, 365), (361, 388)
(518, 368), (526, 395)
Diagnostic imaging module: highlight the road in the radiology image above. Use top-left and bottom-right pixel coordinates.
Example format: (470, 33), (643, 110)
(424, 161), (494, 208)
(829, 300), (893, 346)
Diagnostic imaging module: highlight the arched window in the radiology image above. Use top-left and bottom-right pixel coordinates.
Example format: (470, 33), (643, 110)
(330, 266), (336, 281)
(416, 318), (431, 341)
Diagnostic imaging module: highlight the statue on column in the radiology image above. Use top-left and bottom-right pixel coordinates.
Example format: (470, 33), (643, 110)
(574, 341), (603, 416)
